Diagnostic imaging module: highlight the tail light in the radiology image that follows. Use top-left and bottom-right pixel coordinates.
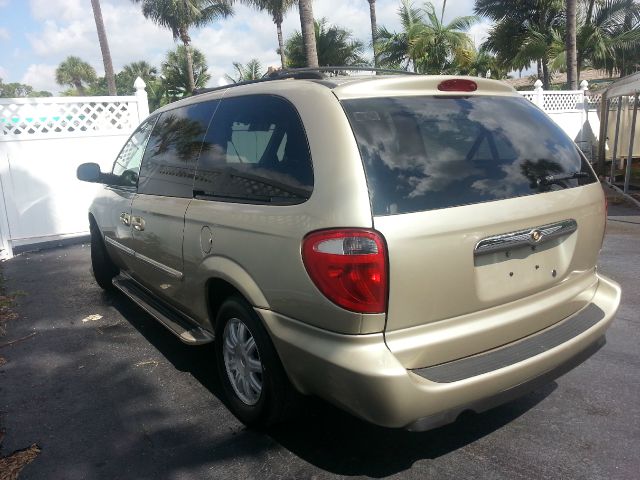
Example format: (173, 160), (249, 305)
(302, 229), (388, 314)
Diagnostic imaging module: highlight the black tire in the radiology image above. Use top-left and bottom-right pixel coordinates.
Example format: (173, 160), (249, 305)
(214, 296), (297, 428)
(90, 223), (119, 290)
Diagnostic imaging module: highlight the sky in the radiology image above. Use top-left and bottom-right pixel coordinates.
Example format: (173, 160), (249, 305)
(0, 0), (493, 95)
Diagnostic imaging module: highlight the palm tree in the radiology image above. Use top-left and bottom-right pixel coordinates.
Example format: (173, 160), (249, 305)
(225, 59), (264, 82)
(161, 45), (211, 101)
(578, 0), (640, 77)
(412, 2), (477, 74)
(285, 19), (366, 68)
(297, 0), (319, 67)
(131, 0), (233, 94)
(55, 56), (97, 95)
(367, 0), (379, 67)
(566, 0), (578, 89)
(241, 1), (296, 68)
(376, 0), (428, 71)
(119, 61), (159, 95)
(377, 1), (476, 74)
(476, 0), (564, 88)
(91, 0), (117, 95)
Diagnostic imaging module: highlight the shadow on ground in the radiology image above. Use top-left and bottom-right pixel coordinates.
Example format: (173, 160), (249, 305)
(108, 290), (554, 478)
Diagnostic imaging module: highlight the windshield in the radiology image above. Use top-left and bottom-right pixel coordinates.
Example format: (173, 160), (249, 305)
(341, 95), (596, 216)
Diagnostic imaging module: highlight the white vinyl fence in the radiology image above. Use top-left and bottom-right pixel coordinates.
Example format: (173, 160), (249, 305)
(520, 79), (601, 159)
(0, 78), (149, 259)
(0, 77), (602, 259)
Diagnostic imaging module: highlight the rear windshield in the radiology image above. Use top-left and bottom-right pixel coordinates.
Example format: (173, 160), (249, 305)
(342, 96), (596, 216)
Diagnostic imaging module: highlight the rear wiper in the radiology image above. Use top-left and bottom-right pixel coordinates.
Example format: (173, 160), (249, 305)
(537, 171), (590, 186)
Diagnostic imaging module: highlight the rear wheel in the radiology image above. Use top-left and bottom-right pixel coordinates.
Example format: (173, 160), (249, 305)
(215, 296), (297, 427)
(90, 223), (119, 290)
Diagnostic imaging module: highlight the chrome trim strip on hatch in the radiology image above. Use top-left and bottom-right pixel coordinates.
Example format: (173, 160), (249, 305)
(474, 219), (578, 256)
(104, 237), (183, 279)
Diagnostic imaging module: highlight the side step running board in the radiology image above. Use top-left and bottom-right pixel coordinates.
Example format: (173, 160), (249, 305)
(113, 275), (214, 345)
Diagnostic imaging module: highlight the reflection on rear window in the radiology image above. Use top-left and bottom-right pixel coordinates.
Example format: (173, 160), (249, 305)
(342, 96), (596, 216)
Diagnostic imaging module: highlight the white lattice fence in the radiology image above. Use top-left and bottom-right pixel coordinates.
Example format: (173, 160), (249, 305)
(542, 91), (585, 112)
(0, 96), (142, 140)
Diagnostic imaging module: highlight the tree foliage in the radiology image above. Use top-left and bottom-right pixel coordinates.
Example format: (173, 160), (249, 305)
(131, 0), (232, 92)
(476, 0), (640, 84)
(285, 18), (366, 68)
(376, 0), (477, 74)
(55, 56), (97, 95)
(0, 79), (52, 98)
(224, 59), (264, 83)
(161, 45), (211, 101)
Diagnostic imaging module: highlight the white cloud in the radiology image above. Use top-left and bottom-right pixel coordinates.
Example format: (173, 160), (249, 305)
(21, 64), (58, 93)
(0, 65), (8, 80)
(0, 0), (9, 7)
(0, 27), (9, 41)
(28, 0), (84, 22)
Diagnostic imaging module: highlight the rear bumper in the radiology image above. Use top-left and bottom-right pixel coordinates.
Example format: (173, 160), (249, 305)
(257, 274), (620, 430)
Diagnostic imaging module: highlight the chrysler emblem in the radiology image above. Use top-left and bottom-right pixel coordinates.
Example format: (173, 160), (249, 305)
(530, 229), (543, 242)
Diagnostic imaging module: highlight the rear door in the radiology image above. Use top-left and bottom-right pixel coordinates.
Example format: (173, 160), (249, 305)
(342, 95), (603, 347)
(128, 100), (219, 304)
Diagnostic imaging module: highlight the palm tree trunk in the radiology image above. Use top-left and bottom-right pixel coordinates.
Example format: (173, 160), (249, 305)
(75, 80), (86, 96)
(586, 0), (596, 23)
(542, 59), (550, 89)
(368, 0), (378, 68)
(179, 28), (196, 93)
(537, 59), (543, 81)
(566, 0), (578, 89)
(90, 0), (116, 95)
(298, 0), (319, 67)
(276, 21), (286, 68)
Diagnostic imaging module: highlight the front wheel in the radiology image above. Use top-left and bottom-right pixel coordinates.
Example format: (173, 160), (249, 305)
(90, 223), (119, 290)
(215, 297), (297, 427)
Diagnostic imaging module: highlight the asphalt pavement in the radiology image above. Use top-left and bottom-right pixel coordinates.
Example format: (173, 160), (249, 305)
(1, 204), (639, 479)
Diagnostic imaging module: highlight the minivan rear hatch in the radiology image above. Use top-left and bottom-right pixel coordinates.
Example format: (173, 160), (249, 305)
(341, 93), (604, 366)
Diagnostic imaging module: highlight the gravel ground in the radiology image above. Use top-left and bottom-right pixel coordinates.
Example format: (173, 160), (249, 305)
(0, 204), (638, 480)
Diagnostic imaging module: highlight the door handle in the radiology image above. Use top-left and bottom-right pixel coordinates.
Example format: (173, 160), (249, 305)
(131, 216), (145, 231)
(120, 212), (131, 226)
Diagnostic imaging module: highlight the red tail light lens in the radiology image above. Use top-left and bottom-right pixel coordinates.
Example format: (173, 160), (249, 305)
(302, 229), (388, 314)
(438, 79), (478, 92)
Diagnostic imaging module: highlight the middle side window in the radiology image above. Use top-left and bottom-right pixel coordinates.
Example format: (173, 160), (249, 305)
(138, 100), (219, 197)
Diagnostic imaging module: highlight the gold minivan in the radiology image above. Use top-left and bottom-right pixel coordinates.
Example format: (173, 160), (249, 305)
(77, 71), (621, 430)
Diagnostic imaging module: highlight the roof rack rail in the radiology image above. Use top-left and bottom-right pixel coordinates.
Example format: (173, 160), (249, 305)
(192, 66), (417, 96)
(265, 66), (420, 79)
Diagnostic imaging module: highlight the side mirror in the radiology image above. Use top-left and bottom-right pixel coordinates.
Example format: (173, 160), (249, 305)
(77, 162), (102, 183)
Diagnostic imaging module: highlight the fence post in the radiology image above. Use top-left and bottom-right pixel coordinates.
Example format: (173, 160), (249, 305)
(534, 79), (544, 109)
(134, 77), (150, 122)
(580, 79), (589, 153)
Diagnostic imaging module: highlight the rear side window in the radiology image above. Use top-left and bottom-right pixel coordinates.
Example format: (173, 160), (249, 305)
(138, 100), (219, 197)
(342, 96), (596, 216)
(192, 95), (313, 204)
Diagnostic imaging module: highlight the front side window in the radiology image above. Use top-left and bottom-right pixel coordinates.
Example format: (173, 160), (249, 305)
(111, 117), (157, 187)
(342, 96), (597, 216)
(137, 100), (219, 197)
(192, 95), (313, 205)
